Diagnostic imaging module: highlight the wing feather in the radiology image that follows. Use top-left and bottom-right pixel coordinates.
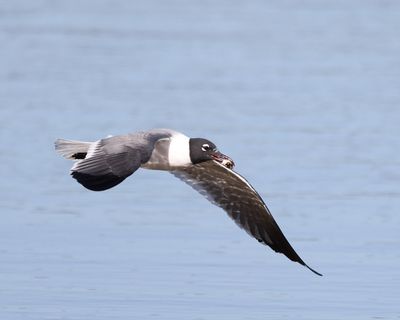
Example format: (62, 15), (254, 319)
(67, 130), (173, 191)
(71, 149), (141, 191)
(172, 161), (321, 276)
(70, 139), (142, 191)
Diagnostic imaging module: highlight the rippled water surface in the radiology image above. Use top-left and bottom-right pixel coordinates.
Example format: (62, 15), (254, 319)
(1, 1), (399, 319)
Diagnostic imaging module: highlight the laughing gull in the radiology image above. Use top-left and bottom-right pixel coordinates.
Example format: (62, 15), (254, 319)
(55, 128), (321, 276)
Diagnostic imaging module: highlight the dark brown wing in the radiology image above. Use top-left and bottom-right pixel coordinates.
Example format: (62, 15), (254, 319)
(172, 161), (321, 276)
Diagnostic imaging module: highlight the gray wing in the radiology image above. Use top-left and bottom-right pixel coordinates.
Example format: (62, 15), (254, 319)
(71, 131), (171, 191)
(172, 161), (321, 276)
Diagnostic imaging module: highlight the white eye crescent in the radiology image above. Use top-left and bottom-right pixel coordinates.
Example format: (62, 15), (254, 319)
(201, 143), (210, 152)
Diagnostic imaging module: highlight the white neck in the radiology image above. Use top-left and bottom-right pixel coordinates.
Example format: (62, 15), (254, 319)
(168, 133), (191, 167)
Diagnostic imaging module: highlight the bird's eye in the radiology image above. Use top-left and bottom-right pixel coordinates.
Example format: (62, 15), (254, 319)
(201, 144), (211, 152)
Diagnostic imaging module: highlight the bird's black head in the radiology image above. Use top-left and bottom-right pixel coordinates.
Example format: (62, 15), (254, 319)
(189, 138), (235, 169)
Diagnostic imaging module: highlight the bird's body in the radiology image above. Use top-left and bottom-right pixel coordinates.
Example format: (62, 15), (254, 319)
(55, 128), (321, 276)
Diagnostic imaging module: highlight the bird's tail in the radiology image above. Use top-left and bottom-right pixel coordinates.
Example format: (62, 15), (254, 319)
(55, 139), (92, 160)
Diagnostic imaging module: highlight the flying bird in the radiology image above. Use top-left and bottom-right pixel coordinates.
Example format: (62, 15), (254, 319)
(55, 128), (321, 276)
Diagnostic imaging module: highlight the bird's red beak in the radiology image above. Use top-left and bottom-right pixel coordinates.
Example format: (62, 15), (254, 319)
(211, 151), (235, 169)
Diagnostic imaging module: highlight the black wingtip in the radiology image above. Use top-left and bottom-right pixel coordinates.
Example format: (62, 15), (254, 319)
(71, 171), (125, 191)
(305, 264), (323, 276)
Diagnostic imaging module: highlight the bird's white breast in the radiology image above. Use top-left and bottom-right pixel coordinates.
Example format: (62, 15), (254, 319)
(168, 133), (191, 167)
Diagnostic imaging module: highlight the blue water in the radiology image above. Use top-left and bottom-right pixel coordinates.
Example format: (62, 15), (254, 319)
(1, 1), (399, 319)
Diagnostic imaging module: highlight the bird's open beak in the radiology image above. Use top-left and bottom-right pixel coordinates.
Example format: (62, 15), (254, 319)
(211, 151), (235, 169)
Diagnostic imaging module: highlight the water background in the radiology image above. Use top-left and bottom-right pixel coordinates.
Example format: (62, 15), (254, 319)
(1, 1), (399, 319)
